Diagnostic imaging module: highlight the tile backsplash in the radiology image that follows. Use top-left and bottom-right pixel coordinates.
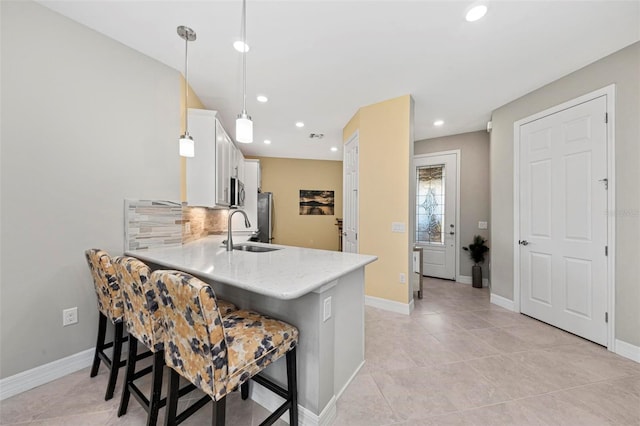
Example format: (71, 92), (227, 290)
(124, 200), (183, 251)
(182, 206), (228, 243)
(124, 200), (229, 251)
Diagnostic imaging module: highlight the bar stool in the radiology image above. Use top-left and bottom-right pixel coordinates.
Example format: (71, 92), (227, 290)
(84, 248), (127, 401)
(152, 270), (299, 426)
(114, 257), (240, 426)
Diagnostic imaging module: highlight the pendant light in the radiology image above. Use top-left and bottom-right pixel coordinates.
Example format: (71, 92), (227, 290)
(235, 0), (253, 143)
(178, 25), (197, 157)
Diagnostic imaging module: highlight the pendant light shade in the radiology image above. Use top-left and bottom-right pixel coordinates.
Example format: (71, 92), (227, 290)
(236, 113), (253, 143)
(179, 134), (194, 157)
(178, 25), (197, 157)
(236, 0), (253, 144)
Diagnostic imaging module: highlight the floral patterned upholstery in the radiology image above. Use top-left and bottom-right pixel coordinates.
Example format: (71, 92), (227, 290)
(152, 270), (298, 401)
(113, 257), (239, 353)
(223, 310), (299, 394)
(85, 249), (123, 323)
(113, 256), (160, 351)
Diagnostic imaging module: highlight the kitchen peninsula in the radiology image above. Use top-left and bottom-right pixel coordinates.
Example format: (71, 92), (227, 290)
(127, 235), (377, 425)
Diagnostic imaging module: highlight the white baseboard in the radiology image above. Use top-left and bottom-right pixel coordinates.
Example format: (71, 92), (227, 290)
(364, 295), (411, 315)
(0, 348), (94, 401)
(335, 360), (365, 401)
(250, 380), (336, 426)
(457, 275), (490, 288)
(489, 293), (515, 312)
(615, 339), (640, 363)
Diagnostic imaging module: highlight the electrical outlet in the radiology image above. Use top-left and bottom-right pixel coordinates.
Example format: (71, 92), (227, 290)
(399, 273), (406, 284)
(323, 297), (332, 322)
(478, 221), (488, 230)
(63, 307), (78, 326)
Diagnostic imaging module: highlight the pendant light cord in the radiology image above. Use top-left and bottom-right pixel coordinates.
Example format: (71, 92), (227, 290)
(242, 0), (247, 114)
(184, 35), (189, 134)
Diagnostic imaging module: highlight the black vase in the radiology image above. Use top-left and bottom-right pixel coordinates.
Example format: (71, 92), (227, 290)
(472, 265), (483, 288)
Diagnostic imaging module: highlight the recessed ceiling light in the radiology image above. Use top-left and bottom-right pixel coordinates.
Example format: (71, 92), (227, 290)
(465, 4), (488, 22)
(295, 122), (305, 128)
(256, 95), (268, 103)
(233, 41), (250, 52)
(264, 139), (271, 145)
(434, 120), (445, 126)
(330, 147), (338, 152)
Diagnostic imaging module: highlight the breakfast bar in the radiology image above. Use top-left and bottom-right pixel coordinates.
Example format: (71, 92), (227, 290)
(127, 235), (377, 425)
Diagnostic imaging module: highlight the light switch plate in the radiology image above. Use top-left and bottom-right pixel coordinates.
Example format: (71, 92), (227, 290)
(478, 221), (488, 230)
(391, 222), (405, 233)
(323, 297), (332, 322)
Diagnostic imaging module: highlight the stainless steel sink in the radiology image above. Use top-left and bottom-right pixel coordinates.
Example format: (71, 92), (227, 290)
(232, 244), (281, 253)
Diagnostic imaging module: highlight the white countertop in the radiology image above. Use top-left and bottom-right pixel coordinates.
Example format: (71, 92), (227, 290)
(126, 235), (377, 300)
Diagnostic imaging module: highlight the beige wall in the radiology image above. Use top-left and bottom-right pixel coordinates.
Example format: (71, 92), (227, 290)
(1, 1), (181, 378)
(343, 95), (414, 304)
(179, 76), (206, 202)
(415, 131), (491, 281)
(256, 157), (343, 251)
(491, 42), (640, 346)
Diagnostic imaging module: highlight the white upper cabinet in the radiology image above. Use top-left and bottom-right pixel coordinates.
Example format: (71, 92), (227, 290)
(215, 119), (231, 206)
(186, 108), (238, 208)
(236, 148), (245, 182)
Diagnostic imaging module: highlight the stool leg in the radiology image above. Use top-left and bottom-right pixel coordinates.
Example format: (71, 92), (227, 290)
(147, 351), (165, 426)
(212, 398), (226, 426)
(286, 347), (298, 426)
(105, 321), (124, 401)
(240, 382), (249, 400)
(90, 313), (107, 377)
(118, 336), (137, 416)
(164, 368), (180, 426)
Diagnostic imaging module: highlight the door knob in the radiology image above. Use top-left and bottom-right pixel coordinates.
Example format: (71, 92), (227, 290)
(518, 240), (529, 246)
(449, 232), (455, 235)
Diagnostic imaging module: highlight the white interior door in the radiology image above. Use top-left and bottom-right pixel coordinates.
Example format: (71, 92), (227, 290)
(414, 153), (457, 280)
(519, 96), (608, 345)
(343, 134), (358, 253)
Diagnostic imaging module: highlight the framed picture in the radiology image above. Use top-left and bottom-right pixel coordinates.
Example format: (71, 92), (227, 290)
(299, 190), (334, 215)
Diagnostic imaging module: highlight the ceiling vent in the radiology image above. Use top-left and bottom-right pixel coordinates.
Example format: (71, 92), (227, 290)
(309, 133), (324, 139)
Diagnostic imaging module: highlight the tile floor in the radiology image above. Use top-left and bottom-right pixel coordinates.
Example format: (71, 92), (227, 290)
(1, 278), (639, 425)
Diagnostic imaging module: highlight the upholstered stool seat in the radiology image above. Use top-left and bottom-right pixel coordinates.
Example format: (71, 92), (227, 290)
(222, 310), (298, 394)
(85, 248), (130, 401)
(113, 257), (238, 426)
(153, 270), (299, 426)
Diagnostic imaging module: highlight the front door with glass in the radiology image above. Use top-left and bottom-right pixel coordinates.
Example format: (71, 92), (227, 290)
(414, 153), (457, 280)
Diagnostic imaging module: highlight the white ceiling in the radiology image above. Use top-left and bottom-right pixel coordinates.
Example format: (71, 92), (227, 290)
(38, 1), (640, 161)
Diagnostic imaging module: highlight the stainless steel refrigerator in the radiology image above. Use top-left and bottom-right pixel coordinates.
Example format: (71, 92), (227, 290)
(256, 192), (274, 243)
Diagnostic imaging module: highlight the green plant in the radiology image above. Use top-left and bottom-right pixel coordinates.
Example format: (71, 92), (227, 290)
(463, 235), (489, 265)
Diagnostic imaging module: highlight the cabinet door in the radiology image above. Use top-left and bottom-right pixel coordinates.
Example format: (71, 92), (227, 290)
(236, 149), (245, 182)
(186, 109), (217, 207)
(215, 121), (230, 206)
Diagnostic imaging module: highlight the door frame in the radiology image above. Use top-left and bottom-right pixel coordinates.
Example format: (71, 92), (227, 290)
(413, 149), (461, 282)
(512, 85), (616, 351)
(343, 130), (359, 253)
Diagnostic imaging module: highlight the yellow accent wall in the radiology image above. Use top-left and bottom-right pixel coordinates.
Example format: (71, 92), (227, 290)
(179, 75), (206, 202)
(254, 157), (343, 251)
(343, 95), (414, 304)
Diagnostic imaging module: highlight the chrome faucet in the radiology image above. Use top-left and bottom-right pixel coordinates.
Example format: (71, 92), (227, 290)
(227, 209), (251, 251)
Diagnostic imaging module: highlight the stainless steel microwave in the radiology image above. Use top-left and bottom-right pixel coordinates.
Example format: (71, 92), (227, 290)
(230, 177), (245, 207)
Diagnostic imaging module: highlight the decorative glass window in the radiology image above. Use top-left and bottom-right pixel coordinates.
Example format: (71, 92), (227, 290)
(416, 165), (445, 244)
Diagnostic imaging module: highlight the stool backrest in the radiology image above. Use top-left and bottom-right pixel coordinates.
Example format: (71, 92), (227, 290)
(85, 249), (123, 323)
(113, 256), (162, 351)
(151, 270), (228, 399)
